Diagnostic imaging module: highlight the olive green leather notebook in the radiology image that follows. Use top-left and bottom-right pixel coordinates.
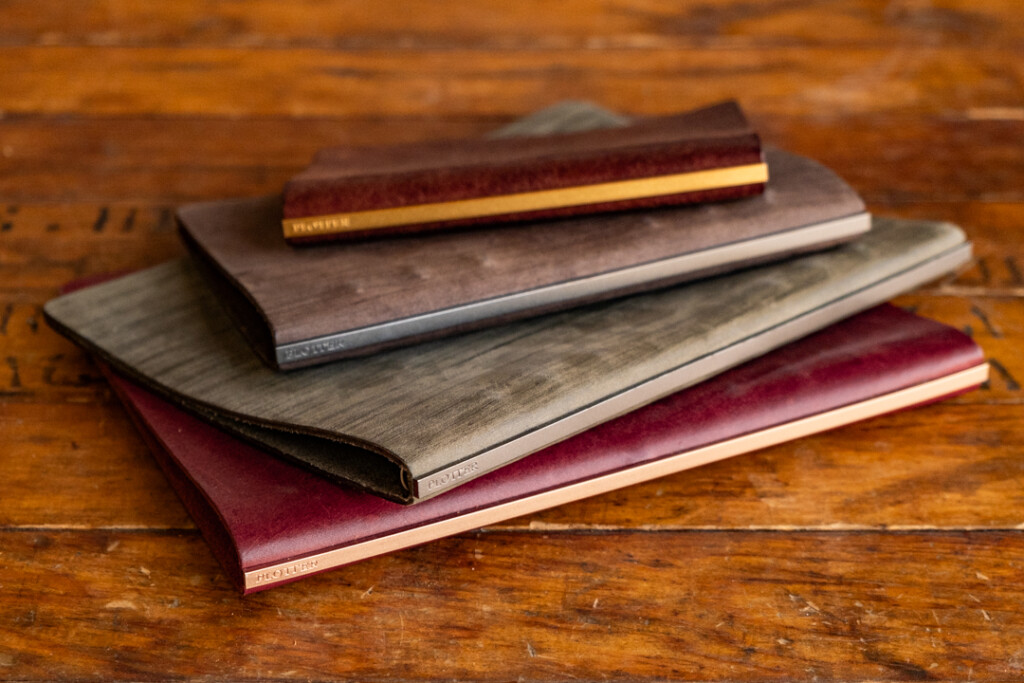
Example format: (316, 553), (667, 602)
(45, 217), (970, 503)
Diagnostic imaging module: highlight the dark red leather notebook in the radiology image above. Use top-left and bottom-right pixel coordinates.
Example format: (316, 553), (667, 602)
(281, 101), (766, 243)
(100, 305), (986, 593)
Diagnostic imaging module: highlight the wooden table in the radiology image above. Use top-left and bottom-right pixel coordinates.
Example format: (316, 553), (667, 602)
(3, 1), (1023, 679)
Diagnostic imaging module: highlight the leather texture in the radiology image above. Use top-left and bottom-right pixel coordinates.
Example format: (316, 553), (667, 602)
(182, 147), (866, 368)
(282, 101), (764, 242)
(100, 305), (984, 593)
(42, 217), (970, 503)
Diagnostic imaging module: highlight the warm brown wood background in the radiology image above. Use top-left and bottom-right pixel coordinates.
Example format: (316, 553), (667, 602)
(2, 1), (1023, 679)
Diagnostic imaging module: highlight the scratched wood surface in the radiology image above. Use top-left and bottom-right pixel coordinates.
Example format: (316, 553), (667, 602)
(1, 1), (1023, 680)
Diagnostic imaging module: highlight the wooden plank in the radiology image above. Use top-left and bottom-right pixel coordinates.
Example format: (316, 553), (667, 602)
(3, 0), (1022, 49)
(0, 402), (192, 530)
(2, 201), (1023, 297)
(0, 204), (182, 293)
(893, 295), (1024, 398)
(2, 116), (1022, 203)
(2, 46), (1021, 118)
(0, 117), (495, 203)
(2, 529), (1023, 679)
(2, 203), (1020, 286)
(3, 398), (1023, 531)
(756, 116), (1024, 204)
(3, 200), (1021, 412)
(885, 203), (1024, 297)
(519, 403), (1024, 531)
(4, 276), (1024, 410)
(3, 293), (1021, 529)
(8, 290), (1024, 402)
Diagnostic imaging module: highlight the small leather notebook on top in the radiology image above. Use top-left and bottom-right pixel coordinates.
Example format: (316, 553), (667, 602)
(99, 306), (987, 593)
(44, 217), (971, 504)
(281, 101), (767, 243)
(181, 103), (869, 370)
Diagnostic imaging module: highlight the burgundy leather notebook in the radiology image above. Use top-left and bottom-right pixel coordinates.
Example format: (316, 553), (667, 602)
(281, 101), (767, 243)
(100, 305), (986, 593)
(180, 102), (867, 369)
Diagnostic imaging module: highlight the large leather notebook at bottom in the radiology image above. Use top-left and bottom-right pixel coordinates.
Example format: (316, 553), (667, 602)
(44, 217), (971, 504)
(182, 102), (867, 370)
(100, 305), (987, 594)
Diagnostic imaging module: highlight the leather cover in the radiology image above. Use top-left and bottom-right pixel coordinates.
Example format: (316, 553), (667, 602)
(282, 101), (765, 242)
(99, 305), (985, 593)
(180, 103), (866, 369)
(43, 218), (971, 504)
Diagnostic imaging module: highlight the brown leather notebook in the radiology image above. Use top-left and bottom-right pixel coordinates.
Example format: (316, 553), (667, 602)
(181, 103), (869, 370)
(100, 305), (986, 593)
(281, 101), (767, 242)
(44, 217), (971, 504)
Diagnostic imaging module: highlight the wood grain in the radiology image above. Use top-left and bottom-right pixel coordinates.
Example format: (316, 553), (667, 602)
(2, 46), (1021, 118)
(3, 0), (1022, 49)
(2, 117), (1022, 203)
(3, 529), (1024, 680)
(0, 402), (192, 530)
(4, 202), (1022, 297)
(2, 0), (1024, 678)
(6, 293), (1024, 404)
(3, 399), (1023, 532)
(5, 292), (1022, 532)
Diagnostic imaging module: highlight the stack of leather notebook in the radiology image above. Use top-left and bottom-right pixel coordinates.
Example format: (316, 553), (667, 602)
(45, 102), (988, 593)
